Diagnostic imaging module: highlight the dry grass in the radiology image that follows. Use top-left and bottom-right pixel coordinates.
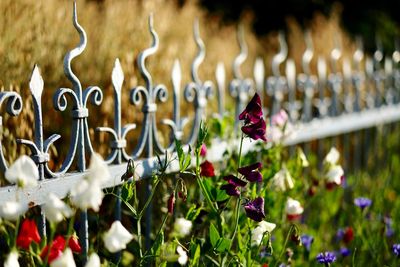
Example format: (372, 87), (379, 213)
(0, 0), (356, 172)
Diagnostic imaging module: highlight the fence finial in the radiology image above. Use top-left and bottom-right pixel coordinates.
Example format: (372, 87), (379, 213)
(353, 37), (364, 71)
(302, 30), (314, 75)
(233, 24), (248, 79)
(330, 33), (342, 73)
(272, 31), (288, 76)
(192, 18), (205, 84)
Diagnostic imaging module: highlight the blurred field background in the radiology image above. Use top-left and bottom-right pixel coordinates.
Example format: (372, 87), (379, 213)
(0, 0), (395, 171)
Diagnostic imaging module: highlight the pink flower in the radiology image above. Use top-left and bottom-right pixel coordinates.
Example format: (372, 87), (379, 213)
(200, 144), (207, 157)
(271, 109), (288, 127)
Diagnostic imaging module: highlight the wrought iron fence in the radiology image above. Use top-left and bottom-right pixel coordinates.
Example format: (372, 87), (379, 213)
(1, 2), (400, 261)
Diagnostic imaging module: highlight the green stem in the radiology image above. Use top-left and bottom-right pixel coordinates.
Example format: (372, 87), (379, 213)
(64, 216), (76, 252)
(196, 177), (218, 214)
(137, 216), (143, 258)
(137, 178), (160, 219)
(43, 223), (56, 267)
(13, 218), (20, 248)
(274, 225), (296, 267)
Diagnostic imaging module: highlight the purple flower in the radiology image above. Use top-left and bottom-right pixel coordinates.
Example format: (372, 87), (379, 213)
(300, 234), (314, 251)
(393, 244), (400, 257)
(239, 93), (263, 124)
(336, 228), (345, 241)
(339, 247), (351, 257)
(220, 175), (247, 196)
(316, 252), (336, 264)
(354, 197), (372, 210)
(244, 197), (265, 222)
(241, 118), (267, 141)
(238, 162), (263, 183)
(384, 216), (394, 237)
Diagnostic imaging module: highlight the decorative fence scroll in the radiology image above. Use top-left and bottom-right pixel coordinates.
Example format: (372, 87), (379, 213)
(1, 1), (400, 261)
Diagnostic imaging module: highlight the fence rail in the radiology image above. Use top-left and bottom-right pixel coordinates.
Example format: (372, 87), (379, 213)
(1, 2), (400, 261)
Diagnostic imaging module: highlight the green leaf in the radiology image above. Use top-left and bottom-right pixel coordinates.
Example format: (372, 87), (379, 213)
(121, 182), (134, 202)
(189, 243), (201, 267)
(196, 121), (208, 151)
(216, 238), (231, 252)
(123, 200), (137, 218)
(186, 204), (204, 221)
(209, 223), (220, 248)
(175, 139), (191, 172)
(150, 231), (164, 256)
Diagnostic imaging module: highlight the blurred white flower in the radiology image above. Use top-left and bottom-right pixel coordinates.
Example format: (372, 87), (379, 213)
(43, 193), (73, 223)
(251, 221), (276, 247)
(177, 246), (188, 266)
(173, 218), (192, 237)
(5, 155), (38, 188)
(324, 147), (340, 166)
(298, 148), (309, 167)
(70, 180), (104, 211)
(85, 253), (100, 267)
(86, 153), (110, 185)
(0, 201), (28, 221)
(271, 167), (294, 191)
(285, 197), (304, 217)
(50, 248), (76, 267)
(103, 221), (133, 253)
(4, 250), (19, 267)
(326, 165), (344, 185)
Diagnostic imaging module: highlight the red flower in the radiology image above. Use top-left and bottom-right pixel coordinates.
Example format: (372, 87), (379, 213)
(200, 160), (215, 177)
(168, 193), (175, 214)
(40, 235), (66, 263)
(343, 227), (354, 244)
(239, 93), (263, 124)
(40, 235), (81, 263)
(16, 219), (41, 250)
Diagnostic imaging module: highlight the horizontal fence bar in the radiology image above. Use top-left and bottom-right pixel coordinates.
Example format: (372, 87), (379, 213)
(1, 103), (399, 206)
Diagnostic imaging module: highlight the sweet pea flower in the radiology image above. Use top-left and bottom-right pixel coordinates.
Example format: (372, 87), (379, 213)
(238, 162), (263, 182)
(85, 253), (101, 267)
(4, 250), (19, 267)
(86, 152), (110, 184)
(241, 118), (267, 141)
(40, 235), (81, 263)
(177, 246), (188, 265)
(220, 175), (247, 196)
(271, 167), (294, 191)
(244, 197), (266, 222)
(324, 147), (340, 166)
(103, 221), (133, 253)
(325, 165), (344, 186)
(298, 148), (309, 167)
(16, 219), (41, 249)
(0, 201), (29, 221)
(43, 193), (73, 223)
(50, 248), (76, 267)
(70, 179), (104, 212)
(271, 109), (288, 127)
(285, 198), (304, 220)
(239, 93), (263, 124)
(174, 218), (192, 237)
(316, 251), (336, 264)
(5, 155), (38, 188)
(251, 221), (276, 246)
(168, 193), (176, 214)
(200, 160), (215, 177)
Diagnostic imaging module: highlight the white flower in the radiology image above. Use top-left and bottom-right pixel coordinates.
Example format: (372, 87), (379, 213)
(5, 155), (38, 188)
(70, 180), (104, 212)
(86, 153), (110, 185)
(50, 248), (76, 267)
(0, 201), (28, 220)
(326, 165), (344, 185)
(271, 167), (294, 191)
(324, 147), (340, 166)
(85, 253), (100, 267)
(173, 218), (192, 237)
(103, 221), (133, 253)
(177, 246), (188, 266)
(285, 197), (304, 216)
(4, 250), (19, 267)
(298, 148), (309, 167)
(43, 193), (73, 223)
(251, 221), (276, 247)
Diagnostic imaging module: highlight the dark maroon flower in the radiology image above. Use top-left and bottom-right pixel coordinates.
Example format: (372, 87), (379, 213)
(343, 227), (354, 244)
(220, 175), (247, 196)
(239, 93), (263, 124)
(241, 117), (267, 141)
(244, 197), (265, 222)
(200, 160), (215, 177)
(238, 162), (262, 182)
